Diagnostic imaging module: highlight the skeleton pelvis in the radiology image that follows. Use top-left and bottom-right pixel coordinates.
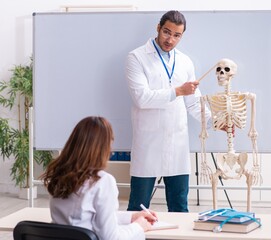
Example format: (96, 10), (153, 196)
(216, 152), (248, 179)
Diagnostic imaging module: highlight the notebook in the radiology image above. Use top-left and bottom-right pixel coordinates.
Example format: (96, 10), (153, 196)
(150, 221), (179, 231)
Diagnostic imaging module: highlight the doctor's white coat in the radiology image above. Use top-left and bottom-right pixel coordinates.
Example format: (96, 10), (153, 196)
(126, 38), (210, 177)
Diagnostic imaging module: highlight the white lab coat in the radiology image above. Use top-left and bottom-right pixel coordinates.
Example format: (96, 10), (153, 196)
(126, 38), (210, 177)
(50, 171), (145, 240)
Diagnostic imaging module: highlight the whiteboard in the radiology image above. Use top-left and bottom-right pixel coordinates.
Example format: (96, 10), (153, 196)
(33, 11), (271, 152)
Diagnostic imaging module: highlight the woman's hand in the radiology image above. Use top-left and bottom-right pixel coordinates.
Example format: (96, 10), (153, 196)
(131, 210), (158, 231)
(133, 216), (152, 231)
(132, 210), (158, 223)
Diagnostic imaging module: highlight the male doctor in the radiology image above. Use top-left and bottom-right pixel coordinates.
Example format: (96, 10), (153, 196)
(126, 10), (211, 212)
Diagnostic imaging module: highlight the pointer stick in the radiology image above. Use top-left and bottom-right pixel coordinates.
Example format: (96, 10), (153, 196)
(197, 63), (218, 82)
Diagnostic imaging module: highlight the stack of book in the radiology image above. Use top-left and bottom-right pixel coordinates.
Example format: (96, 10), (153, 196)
(193, 209), (261, 233)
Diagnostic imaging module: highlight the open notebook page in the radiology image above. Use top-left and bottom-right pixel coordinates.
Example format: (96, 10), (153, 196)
(150, 221), (179, 231)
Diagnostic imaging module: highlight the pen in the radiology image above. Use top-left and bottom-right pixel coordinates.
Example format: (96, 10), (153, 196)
(140, 204), (158, 222)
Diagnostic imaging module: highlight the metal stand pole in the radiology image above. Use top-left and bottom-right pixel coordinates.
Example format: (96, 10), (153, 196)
(150, 177), (163, 200)
(195, 152), (200, 206)
(29, 107), (34, 207)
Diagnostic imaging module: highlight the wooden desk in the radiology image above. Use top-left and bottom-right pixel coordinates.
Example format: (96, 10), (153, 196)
(146, 212), (271, 240)
(0, 208), (50, 231)
(1, 208), (270, 240)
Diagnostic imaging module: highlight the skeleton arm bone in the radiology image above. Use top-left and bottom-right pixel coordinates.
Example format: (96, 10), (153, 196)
(246, 93), (259, 160)
(247, 93), (258, 141)
(199, 96), (212, 184)
(246, 93), (262, 185)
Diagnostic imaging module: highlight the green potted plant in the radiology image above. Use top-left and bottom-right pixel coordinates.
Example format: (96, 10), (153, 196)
(0, 57), (52, 195)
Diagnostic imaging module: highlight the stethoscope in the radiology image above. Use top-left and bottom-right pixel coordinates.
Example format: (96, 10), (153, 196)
(199, 208), (262, 233)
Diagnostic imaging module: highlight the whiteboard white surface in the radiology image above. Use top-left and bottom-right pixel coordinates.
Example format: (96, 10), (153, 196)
(33, 11), (271, 152)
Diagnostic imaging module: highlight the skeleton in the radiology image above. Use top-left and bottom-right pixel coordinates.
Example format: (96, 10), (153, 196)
(199, 58), (262, 212)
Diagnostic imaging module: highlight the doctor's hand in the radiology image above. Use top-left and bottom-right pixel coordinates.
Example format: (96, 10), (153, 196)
(175, 81), (199, 96)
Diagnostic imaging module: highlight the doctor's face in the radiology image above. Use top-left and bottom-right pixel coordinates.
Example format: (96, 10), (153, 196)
(156, 20), (184, 52)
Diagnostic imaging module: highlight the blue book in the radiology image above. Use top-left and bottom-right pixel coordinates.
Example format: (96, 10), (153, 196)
(117, 152), (125, 161)
(124, 151), (131, 161)
(194, 218), (261, 233)
(198, 209), (255, 223)
(109, 151), (118, 161)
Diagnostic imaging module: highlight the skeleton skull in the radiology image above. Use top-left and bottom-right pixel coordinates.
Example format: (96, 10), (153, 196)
(216, 59), (237, 86)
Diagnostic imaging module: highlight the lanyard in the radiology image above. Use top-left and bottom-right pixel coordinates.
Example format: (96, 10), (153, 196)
(152, 40), (175, 83)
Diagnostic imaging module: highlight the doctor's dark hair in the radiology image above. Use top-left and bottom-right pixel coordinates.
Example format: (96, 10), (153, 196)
(159, 10), (186, 32)
(41, 116), (113, 199)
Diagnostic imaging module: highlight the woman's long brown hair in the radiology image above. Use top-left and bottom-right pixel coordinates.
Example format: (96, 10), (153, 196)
(41, 116), (113, 198)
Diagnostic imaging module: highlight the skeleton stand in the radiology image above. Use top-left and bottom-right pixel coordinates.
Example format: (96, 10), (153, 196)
(199, 59), (262, 212)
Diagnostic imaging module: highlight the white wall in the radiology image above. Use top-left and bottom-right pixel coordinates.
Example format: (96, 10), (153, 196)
(1, 0), (271, 199)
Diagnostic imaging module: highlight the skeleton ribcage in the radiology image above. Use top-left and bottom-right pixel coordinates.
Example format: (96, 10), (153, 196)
(207, 93), (247, 130)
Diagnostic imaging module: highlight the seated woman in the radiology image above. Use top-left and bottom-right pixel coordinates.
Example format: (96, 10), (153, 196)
(41, 116), (157, 240)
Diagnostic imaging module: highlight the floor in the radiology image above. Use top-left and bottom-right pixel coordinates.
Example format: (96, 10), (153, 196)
(1, 192), (270, 240)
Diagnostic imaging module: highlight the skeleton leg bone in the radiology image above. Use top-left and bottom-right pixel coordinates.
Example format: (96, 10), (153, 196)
(211, 170), (221, 210)
(244, 171), (253, 212)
